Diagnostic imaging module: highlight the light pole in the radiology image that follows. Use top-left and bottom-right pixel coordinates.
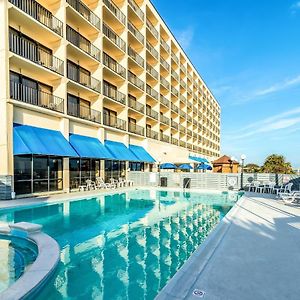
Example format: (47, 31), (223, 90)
(240, 154), (246, 190)
(157, 158), (161, 187)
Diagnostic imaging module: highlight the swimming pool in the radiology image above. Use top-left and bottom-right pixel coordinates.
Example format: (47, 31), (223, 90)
(0, 189), (240, 299)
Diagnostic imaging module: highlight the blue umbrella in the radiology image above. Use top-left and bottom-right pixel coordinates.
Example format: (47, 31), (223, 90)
(178, 164), (193, 170)
(160, 163), (177, 169)
(196, 163), (212, 171)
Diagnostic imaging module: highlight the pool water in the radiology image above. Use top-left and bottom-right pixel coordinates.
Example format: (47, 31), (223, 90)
(0, 190), (240, 299)
(0, 235), (37, 293)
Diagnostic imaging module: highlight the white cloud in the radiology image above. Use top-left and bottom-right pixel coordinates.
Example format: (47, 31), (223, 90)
(176, 27), (194, 50)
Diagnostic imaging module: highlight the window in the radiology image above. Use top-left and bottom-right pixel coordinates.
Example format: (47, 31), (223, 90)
(105, 160), (126, 181)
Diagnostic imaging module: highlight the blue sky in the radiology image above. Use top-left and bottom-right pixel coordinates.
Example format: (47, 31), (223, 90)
(151, 0), (300, 167)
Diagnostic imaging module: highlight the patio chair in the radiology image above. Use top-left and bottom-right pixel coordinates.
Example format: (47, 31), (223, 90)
(118, 177), (127, 187)
(274, 183), (293, 195)
(263, 182), (276, 194)
(249, 181), (260, 192)
(282, 192), (300, 205)
(109, 178), (119, 189)
(86, 180), (96, 191)
(95, 177), (111, 189)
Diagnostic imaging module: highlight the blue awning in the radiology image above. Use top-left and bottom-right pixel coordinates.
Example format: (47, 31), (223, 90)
(128, 145), (156, 163)
(196, 164), (212, 170)
(189, 155), (209, 163)
(105, 140), (138, 161)
(13, 124), (78, 157)
(69, 134), (113, 159)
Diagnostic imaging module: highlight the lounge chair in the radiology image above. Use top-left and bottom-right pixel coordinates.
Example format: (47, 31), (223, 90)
(79, 179), (95, 191)
(263, 182), (275, 194)
(274, 183), (293, 195)
(118, 178), (127, 187)
(95, 177), (112, 189)
(281, 192), (300, 205)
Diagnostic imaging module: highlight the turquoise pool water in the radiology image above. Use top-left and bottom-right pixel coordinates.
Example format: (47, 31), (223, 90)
(0, 190), (240, 299)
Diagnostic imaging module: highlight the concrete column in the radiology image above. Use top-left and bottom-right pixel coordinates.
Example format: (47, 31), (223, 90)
(60, 118), (70, 193)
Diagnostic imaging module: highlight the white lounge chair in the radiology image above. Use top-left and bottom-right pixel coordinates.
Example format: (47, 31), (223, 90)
(274, 183), (293, 195)
(95, 177), (112, 189)
(118, 177), (127, 187)
(263, 182), (276, 194)
(282, 192), (300, 205)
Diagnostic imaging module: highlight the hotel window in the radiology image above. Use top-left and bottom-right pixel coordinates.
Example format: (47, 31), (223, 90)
(129, 162), (144, 172)
(67, 94), (91, 119)
(105, 160), (126, 182)
(67, 60), (91, 86)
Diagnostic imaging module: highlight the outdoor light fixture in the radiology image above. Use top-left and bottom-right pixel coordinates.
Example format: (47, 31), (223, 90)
(240, 154), (246, 190)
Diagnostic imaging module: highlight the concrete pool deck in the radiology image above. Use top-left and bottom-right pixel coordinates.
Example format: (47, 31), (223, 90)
(157, 193), (300, 300)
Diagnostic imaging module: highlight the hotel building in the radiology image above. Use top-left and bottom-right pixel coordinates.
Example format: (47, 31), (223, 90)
(0, 0), (221, 198)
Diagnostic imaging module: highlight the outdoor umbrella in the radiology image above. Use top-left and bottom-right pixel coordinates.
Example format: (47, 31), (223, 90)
(178, 164), (193, 170)
(196, 163), (212, 171)
(160, 163), (177, 169)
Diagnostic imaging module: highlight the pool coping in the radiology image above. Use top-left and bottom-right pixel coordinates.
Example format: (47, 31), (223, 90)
(0, 223), (60, 300)
(155, 194), (246, 299)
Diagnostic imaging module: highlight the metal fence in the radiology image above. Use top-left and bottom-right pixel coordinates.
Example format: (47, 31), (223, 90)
(128, 172), (300, 191)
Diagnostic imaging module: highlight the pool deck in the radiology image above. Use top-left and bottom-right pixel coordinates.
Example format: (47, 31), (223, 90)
(157, 193), (300, 300)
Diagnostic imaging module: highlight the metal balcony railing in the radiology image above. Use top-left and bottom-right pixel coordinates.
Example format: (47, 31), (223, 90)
(146, 63), (159, 80)
(146, 107), (159, 120)
(67, 25), (101, 61)
(128, 96), (144, 113)
(128, 46), (144, 67)
(171, 137), (178, 145)
(103, 52), (126, 78)
(180, 80), (187, 89)
(103, 23), (126, 52)
(171, 51), (179, 64)
(146, 128), (158, 140)
(68, 101), (101, 123)
(103, 0), (126, 25)
(10, 81), (64, 113)
(171, 103), (179, 113)
(160, 115), (170, 125)
(9, 0), (63, 36)
(128, 21), (144, 44)
(128, 70), (145, 90)
(67, 0), (100, 29)
(160, 57), (170, 71)
(160, 38), (170, 53)
(128, 122), (144, 136)
(128, 0), (144, 20)
(103, 112), (127, 131)
(146, 84), (159, 100)
(146, 18), (159, 39)
(160, 94), (170, 107)
(9, 29), (64, 75)
(171, 87), (178, 97)
(180, 140), (186, 147)
(103, 81), (126, 105)
(171, 120), (179, 130)
(160, 133), (169, 143)
(171, 70), (179, 82)
(160, 76), (170, 90)
(146, 41), (159, 60)
(179, 124), (186, 133)
(67, 61), (100, 92)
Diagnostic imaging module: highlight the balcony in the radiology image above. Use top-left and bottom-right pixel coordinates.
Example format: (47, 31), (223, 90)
(146, 19), (159, 39)
(128, 0), (144, 21)
(180, 140), (186, 148)
(180, 80), (187, 89)
(146, 84), (159, 101)
(187, 143), (193, 150)
(171, 137), (178, 146)
(146, 107), (159, 120)
(171, 51), (179, 65)
(171, 103), (179, 113)
(171, 120), (179, 130)
(103, 52), (126, 78)
(128, 46), (144, 68)
(160, 133), (169, 143)
(160, 76), (170, 90)
(171, 70), (179, 82)
(171, 87), (178, 97)
(9, 0), (63, 36)
(179, 124), (186, 133)
(180, 95), (186, 105)
(128, 21), (144, 45)
(179, 109), (186, 118)
(10, 81), (64, 113)
(128, 71), (145, 90)
(128, 122), (144, 136)
(146, 63), (159, 80)
(9, 29), (64, 76)
(103, 112), (127, 131)
(160, 57), (170, 71)
(68, 101), (101, 124)
(181, 65), (187, 74)
(67, 25), (101, 61)
(146, 128), (158, 140)
(128, 96), (144, 113)
(160, 94), (170, 107)
(67, 61), (101, 93)
(160, 115), (170, 126)
(103, 23), (126, 52)
(67, 0), (101, 29)
(161, 38), (170, 53)
(187, 129), (192, 136)
(103, 0), (126, 25)
(146, 41), (159, 60)
(103, 81), (126, 105)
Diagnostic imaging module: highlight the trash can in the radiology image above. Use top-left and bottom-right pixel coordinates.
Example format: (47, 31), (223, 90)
(183, 178), (191, 189)
(160, 177), (168, 187)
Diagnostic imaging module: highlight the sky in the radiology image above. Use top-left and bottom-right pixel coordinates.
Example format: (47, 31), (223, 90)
(151, 0), (300, 167)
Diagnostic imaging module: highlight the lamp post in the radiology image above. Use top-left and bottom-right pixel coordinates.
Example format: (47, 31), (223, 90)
(157, 158), (161, 187)
(240, 154), (246, 190)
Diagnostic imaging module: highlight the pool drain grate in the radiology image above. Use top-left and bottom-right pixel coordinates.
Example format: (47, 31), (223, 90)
(192, 289), (206, 298)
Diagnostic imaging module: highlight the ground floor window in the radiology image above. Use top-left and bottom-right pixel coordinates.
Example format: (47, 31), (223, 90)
(69, 158), (101, 190)
(14, 155), (63, 195)
(129, 162), (145, 172)
(105, 160), (126, 182)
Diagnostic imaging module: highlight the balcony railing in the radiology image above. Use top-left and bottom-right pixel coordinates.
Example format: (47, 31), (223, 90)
(160, 57), (170, 71)
(160, 94), (170, 107)
(160, 133), (169, 143)
(180, 95), (186, 105)
(160, 76), (170, 90)
(171, 103), (178, 113)
(10, 81), (64, 113)
(146, 41), (159, 60)
(67, 26), (101, 61)
(103, 23), (126, 52)
(171, 137), (178, 145)
(128, 46), (144, 67)
(146, 18), (159, 39)
(171, 87), (178, 97)
(103, 112), (127, 131)
(128, 122), (144, 136)
(146, 128), (158, 140)
(171, 70), (179, 82)
(67, 0), (101, 29)
(9, 29), (64, 75)
(9, 0), (63, 36)
(187, 115), (192, 122)
(128, 70), (145, 90)
(68, 101), (101, 123)
(171, 51), (179, 64)
(146, 84), (159, 100)
(103, 0), (126, 25)
(128, 96), (144, 113)
(180, 140), (186, 147)
(128, 0), (144, 20)
(146, 63), (159, 80)
(128, 21), (144, 44)
(160, 115), (170, 125)
(171, 120), (179, 130)
(187, 129), (192, 136)
(180, 80), (187, 89)
(187, 143), (193, 150)
(179, 109), (186, 118)
(67, 61), (100, 92)
(181, 65), (187, 74)
(103, 52), (126, 78)
(103, 81), (126, 105)
(146, 107), (159, 120)
(160, 38), (170, 53)
(179, 124), (186, 133)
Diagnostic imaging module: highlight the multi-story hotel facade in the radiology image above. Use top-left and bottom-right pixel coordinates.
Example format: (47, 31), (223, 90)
(0, 0), (221, 198)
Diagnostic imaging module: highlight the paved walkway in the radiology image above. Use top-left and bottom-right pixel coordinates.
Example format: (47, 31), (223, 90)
(157, 194), (300, 300)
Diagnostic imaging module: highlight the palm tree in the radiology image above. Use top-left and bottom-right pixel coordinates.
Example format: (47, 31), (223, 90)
(261, 154), (294, 174)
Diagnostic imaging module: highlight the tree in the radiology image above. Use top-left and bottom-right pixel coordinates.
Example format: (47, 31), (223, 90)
(244, 163), (261, 173)
(261, 154), (295, 174)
